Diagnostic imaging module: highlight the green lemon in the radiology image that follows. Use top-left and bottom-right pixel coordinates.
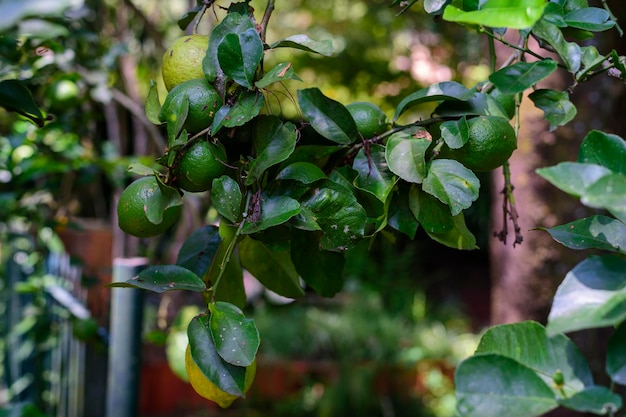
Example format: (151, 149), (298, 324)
(438, 115), (517, 172)
(345, 101), (389, 138)
(162, 35), (209, 91)
(185, 345), (256, 408)
(174, 139), (227, 192)
(159, 78), (223, 134)
(117, 176), (181, 238)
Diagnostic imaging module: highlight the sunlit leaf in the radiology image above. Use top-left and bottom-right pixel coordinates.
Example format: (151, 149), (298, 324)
(443, 0), (547, 30)
(578, 130), (626, 175)
(269, 34), (334, 56)
(540, 215), (626, 254)
(536, 162), (612, 197)
(255, 62), (302, 89)
(489, 61), (558, 94)
(422, 159), (480, 216)
(385, 131), (431, 183)
(107, 265), (205, 293)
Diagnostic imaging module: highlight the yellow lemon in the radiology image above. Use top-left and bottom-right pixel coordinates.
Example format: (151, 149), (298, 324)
(162, 35), (209, 91)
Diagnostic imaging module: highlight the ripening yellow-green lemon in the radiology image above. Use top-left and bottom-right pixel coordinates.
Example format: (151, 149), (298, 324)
(162, 35), (209, 91)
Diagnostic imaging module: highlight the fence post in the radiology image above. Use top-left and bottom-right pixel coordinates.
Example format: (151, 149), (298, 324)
(105, 257), (148, 417)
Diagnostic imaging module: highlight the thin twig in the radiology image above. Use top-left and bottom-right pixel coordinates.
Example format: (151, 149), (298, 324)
(259, 0), (275, 43)
(602, 0), (623, 37)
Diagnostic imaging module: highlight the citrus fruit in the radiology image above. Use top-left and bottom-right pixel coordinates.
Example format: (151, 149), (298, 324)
(117, 176), (182, 238)
(174, 139), (227, 192)
(159, 78), (222, 134)
(162, 34), (209, 91)
(438, 115), (517, 172)
(185, 345), (256, 408)
(345, 101), (389, 138)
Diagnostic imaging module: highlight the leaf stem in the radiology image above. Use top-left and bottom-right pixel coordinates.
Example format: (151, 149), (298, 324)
(602, 0), (623, 37)
(481, 29), (566, 69)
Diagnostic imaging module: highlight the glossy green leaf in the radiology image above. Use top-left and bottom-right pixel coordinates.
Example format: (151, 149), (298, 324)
(217, 29), (263, 88)
(255, 62), (302, 89)
(424, 0), (451, 15)
(607, 322), (626, 385)
(107, 265), (205, 293)
(211, 91), (265, 134)
(209, 301), (259, 367)
(393, 81), (474, 121)
(578, 46), (606, 79)
(268, 34), (334, 56)
(536, 162), (612, 197)
(353, 145), (397, 203)
(388, 185), (419, 239)
(475, 321), (593, 396)
(532, 20), (581, 72)
(238, 236), (304, 298)
(385, 131), (431, 183)
(291, 228), (346, 297)
(188, 315), (246, 396)
(442, 0), (546, 29)
(299, 179), (367, 251)
(247, 116), (298, 185)
(440, 117), (470, 149)
(241, 194), (300, 234)
(203, 12), (255, 83)
(564, 8), (615, 32)
(176, 5), (202, 31)
(422, 159), (480, 216)
(547, 255), (626, 335)
(276, 162), (327, 184)
(489, 60), (558, 95)
(144, 179), (183, 225)
(176, 225), (221, 277)
(212, 176), (243, 223)
(455, 354), (557, 417)
(297, 88), (358, 144)
(434, 91), (511, 119)
(558, 386), (622, 414)
(528, 89), (577, 131)
(424, 211), (478, 250)
(159, 92), (189, 142)
(409, 185), (454, 234)
(0, 79), (46, 127)
(541, 215), (626, 254)
(582, 174), (626, 223)
(144, 80), (162, 125)
(578, 130), (626, 175)
(207, 224), (246, 309)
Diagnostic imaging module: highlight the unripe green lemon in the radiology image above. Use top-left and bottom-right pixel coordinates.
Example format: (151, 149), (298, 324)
(345, 102), (389, 138)
(117, 176), (182, 238)
(162, 35), (209, 91)
(438, 115), (517, 172)
(174, 139), (227, 192)
(185, 345), (256, 408)
(159, 78), (222, 134)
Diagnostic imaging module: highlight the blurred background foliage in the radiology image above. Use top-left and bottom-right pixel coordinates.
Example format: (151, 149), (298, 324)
(1, 0), (487, 416)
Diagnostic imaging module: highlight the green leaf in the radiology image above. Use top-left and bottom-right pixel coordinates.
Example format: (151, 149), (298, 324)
(547, 255), (626, 335)
(255, 62), (302, 89)
(528, 89), (577, 131)
(424, 211), (478, 250)
(455, 354), (558, 417)
(0, 0), (82, 32)
(212, 90), (265, 134)
(388, 185), (420, 239)
(440, 117), (470, 149)
(578, 130), (626, 175)
(541, 215), (626, 254)
(489, 61), (559, 95)
(0, 79), (45, 127)
(247, 116), (298, 185)
(299, 180), (367, 251)
(209, 302), (259, 367)
(607, 322), (626, 385)
(564, 8), (615, 32)
(145, 80), (162, 125)
(434, 91), (511, 119)
(424, 0), (451, 15)
(144, 179), (183, 225)
(188, 315), (246, 396)
(582, 174), (626, 223)
(475, 321), (593, 396)
(297, 88), (358, 144)
(203, 12), (255, 83)
(241, 194), (301, 234)
(276, 162), (327, 184)
(385, 131), (431, 183)
(291, 229), (346, 297)
(536, 162), (612, 197)
(409, 185), (454, 234)
(176, 5), (202, 31)
(422, 159), (480, 216)
(207, 223), (246, 309)
(238, 236), (304, 298)
(211, 176), (243, 223)
(353, 145), (397, 203)
(268, 34), (334, 56)
(558, 386), (622, 414)
(176, 225), (221, 277)
(393, 81), (474, 121)
(442, 0), (547, 30)
(106, 265), (206, 293)
(159, 92), (189, 142)
(217, 29), (263, 89)
(532, 20), (581, 72)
